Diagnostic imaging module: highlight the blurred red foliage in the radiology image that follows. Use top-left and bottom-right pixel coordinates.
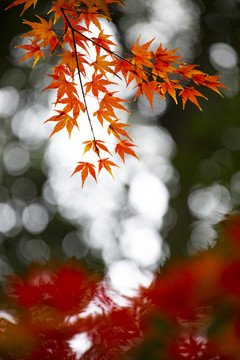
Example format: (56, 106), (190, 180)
(1, 214), (240, 359)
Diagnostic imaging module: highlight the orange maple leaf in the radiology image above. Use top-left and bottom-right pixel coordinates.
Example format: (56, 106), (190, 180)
(179, 87), (208, 111)
(81, 0), (124, 19)
(192, 74), (229, 96)
(15, 41), (45, 67)
(20, 16), (58, 53)
(48, 0), (81, 24)
(114, 58), (133, 83)
(153, 43), (182, 75)
(79, 6), (106, 30)
(98, 158), (119, 178)
(92, 30), (118, 56)
(82, 140), (112, 156)
(63, 19), (89, 53)
(107, 120), (132, 141)
(178, 63), (203, 80)
(93, 108), (116, 126)
(44, 73), (78, 103)
(160, 81), (183, 105)
(91, 55), (118, 78)
(5, 0), (38, 16)
(51, 64), (72, 78)
(57, 97), (85, 119)
(44, 110), (79, 138)
(99, 92), (130, 114)
(115, 140), (139, 163)
(131, 36), (154, 69)
(59, 50), (88, 77)
(84, 73), (117, 98)
(71, 162), (97, 187)
(134, 81), (160, 110)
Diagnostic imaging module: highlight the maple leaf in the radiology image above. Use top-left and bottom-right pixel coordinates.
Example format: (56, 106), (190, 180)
(115, 140), (139, 163)
(20, 16), (58, 53)
(192, 74), (228, 96)
(57, 97), (85, 119)
(82, 140), (112, 156)
(91, 54), (119, 78)
(44, 73), (78, 103)
(84, 73), (117, 98)
(63, 20), (89, 53)
(15, 41), (45, 67)
(134, 80), (160, 110)
(5, 0), (38, 16)
(179, 86), (208, 111)
(51, 64), (72, 78)
(107, 120), (133, 141)
(115, 57), (145, 85)
(93, 108), (116, 126)
(153, 43), (182, 75)
(98, 158), (119, 178)
(178, 62), (203, 80)
(44, 110), (79, 138)
(92, 30), (118, 56)
(160, 80), (183, 105)
(131, 36), (154, 69)
(81, 0), (124, 19)
(48, 0), (81, 25)
(99, 92), (130, 115)
(59, 50), (88, 77)
(71, 162), (97, 187)
(79, 6), (106, 30)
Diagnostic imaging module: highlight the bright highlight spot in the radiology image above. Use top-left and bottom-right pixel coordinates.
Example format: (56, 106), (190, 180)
(108, 259), (154, 297)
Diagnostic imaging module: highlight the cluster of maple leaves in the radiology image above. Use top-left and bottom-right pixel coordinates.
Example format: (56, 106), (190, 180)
(1, 213), (240, 359)
(6, 0), (227, 186)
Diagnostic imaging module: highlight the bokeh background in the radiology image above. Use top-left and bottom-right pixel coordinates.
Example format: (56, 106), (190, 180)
(0, 0), (240, 294)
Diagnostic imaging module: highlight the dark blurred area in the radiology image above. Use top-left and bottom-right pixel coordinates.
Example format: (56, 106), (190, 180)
(0, 0), (240, 281)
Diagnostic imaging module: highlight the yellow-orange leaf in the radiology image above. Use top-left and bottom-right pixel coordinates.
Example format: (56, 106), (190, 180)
(44, 110), (79, 138)
(44, 74), (78, 103)
(153, 43), (182, 74)
(6, 0), (38, 16)
(92, 30), (118, 57)
(59, 50), (88, 77)
(115, 140), (139, 163)
(192, 74), (229, 97)
(131, 36), (154, 69)
(179, 87), (208, 111)
(98, 158), (119, 178)
(20, 16), (58, 53)
(107, 120), (132, 141)
(99, 92), (130, 114)
(92, 55), (119, 78)
(71, 162), (97, 187)
(82, 140), (112, 156)
(160, 81), (183, 105)
(84, 73), (117, 98)
(15, 41), (45, 67)
(178, 63), (203, 79)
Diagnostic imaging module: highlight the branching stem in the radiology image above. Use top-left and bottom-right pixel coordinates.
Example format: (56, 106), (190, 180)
(61, 8), (100, 157)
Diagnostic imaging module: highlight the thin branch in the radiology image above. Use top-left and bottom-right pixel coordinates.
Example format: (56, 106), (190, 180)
(59, 10), (184, 88)
(61, 8), (100, 157)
